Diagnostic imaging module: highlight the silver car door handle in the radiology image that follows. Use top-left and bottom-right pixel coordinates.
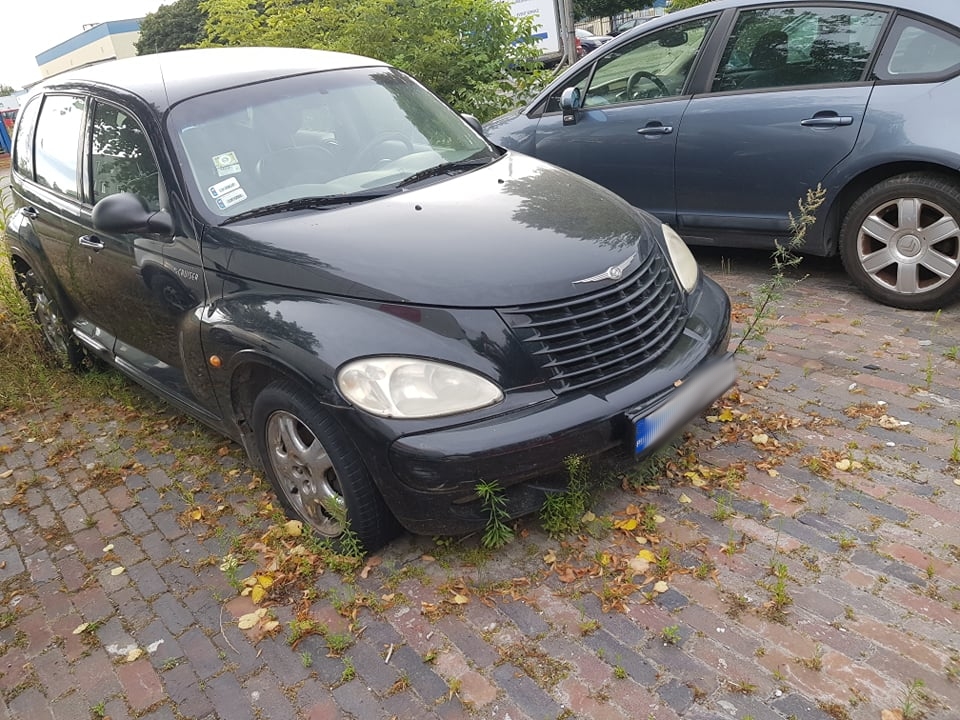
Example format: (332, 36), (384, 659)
(801, 116), (853, 127)
(78, 235), (104, 250)
(22, 207), (39, 219)
(637, 125), (674, 136)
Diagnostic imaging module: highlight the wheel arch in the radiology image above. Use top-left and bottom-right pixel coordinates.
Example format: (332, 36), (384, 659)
(225, 352), (344, 466)
(825, 161), (960, 255)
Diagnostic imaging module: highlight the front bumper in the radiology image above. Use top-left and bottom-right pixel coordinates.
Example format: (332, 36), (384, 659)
(356, 276), (734, 535)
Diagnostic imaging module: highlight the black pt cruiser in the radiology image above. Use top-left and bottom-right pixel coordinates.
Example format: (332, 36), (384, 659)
(4, 47), (735, 550)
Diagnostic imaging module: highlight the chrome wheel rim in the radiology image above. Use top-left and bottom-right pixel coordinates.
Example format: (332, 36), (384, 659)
(32, 286), (70, 360)
(856, 196), (960, 296)
(265, 410), (345, 537)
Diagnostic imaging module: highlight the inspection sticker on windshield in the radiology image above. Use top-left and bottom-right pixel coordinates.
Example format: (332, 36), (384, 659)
(215, 187), (247, 210)
(212, 151), (241, 176)
(208, 177), (241, 199)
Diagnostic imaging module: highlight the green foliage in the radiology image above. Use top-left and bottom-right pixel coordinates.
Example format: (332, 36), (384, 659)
(136, 0), (207, 55)
(539, 455), (592, 538)
(476, 479), (515, 548)
(734, 185), (826, 353)
(0, 84), (14, 95)
(668, 0), (714, 11)
(199, 0), (547, 121)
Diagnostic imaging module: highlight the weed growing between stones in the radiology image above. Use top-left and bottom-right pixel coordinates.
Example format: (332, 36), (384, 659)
(735, 184), (826, 353)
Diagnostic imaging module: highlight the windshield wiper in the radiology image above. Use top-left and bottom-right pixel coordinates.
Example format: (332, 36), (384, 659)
(220, 190), (392, 225)
(395, 155), (494, 189)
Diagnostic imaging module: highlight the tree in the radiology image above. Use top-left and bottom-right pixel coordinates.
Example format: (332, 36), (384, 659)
(0, 84), (14, 95)
(668, 0), (713, 11)
(136, 0), (207, 55)
(199, 0), (547, 121)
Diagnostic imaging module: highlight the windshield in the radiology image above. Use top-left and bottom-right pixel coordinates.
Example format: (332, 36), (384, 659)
(167, 67), (497, 220)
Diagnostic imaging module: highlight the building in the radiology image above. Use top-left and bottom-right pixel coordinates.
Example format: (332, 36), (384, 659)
(35, 19), (143, 79)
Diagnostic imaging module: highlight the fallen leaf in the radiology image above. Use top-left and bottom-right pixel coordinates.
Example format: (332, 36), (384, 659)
(262, 620), (280, 633)
(954, 478), (960, 486)
(543, 550), (557, 564)
(881, 710), (903, 720)
(102, 544), (114, 553)
(751, 433), (770, 446)
(190, 508), (203, 521)
(581, 511), (596, 523)
(653, 581), (669, 593)
(237, 612), (260, 630)
(251, 585), (267, 604)
(678, 493), (692, 504)
(615, 518), (638, 531)
(360, 556), (382, 579)
(835, 459), (852, 471)
(718, 408), (734, 422)
(636, 549), (656, 562)
(628, 557), (650, 575)
(72, 623), (90, 635)
(767, 469), (780, 478)
(0, 470), (11, 479)
(284, 520), (303, 536)
(653, 514), (666, 524)
(256, 575), (274, 589)
(450, 593), (469, 605)
(110, 566), (125, 576)
(125, 648), (143, 662)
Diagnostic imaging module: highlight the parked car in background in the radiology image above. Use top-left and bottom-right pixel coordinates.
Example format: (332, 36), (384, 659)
(575, 28), (614, 54)
(485, 0), (960, 310)
(4, 47), (735, 550)
(610, 16), (652, 36)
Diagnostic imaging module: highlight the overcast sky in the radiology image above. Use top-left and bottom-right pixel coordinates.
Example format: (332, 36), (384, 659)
(5, 0), (167, 91)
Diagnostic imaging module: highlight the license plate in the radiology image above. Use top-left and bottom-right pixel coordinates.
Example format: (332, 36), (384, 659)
(633, 355), (736, 455)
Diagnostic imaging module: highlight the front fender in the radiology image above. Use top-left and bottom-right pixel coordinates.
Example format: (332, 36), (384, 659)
(199, 291), (540, 424)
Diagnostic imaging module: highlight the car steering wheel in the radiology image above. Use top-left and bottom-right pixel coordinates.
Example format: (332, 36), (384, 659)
(352, 132), (414, 172)
(626, 71), (670, 98)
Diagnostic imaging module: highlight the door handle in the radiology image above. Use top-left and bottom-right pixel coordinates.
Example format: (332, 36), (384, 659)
(801, 115), (853, 127)
(637, 124), (674, 136)
(22, 207), (39, 220)
(78, 235), (104, 250)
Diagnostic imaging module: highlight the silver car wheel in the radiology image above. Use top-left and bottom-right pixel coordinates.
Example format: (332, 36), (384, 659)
(855, 195), (960, 296)
(265, 409), (346, 538)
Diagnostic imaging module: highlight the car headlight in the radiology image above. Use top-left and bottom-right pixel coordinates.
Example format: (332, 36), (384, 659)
(661, 223), (699, 293)
(337, 357), (503, 418)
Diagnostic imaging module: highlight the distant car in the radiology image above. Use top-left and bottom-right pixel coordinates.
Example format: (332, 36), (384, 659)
(610, 16), (652, 36)
(4, 47), (734, 550)
(486, 0), (960, 310)
(575, 28), (613, 54)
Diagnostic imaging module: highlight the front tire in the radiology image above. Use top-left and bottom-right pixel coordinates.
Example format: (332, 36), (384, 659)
(251, 380), (400, 552)
(18, 268), (91, 370)
(839, 174), (960, 310)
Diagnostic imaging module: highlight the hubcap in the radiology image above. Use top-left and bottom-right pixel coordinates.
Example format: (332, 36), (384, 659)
(265, 410), (345, 538)
(857, 196), (960, 295)
(32, 287), (70, 359)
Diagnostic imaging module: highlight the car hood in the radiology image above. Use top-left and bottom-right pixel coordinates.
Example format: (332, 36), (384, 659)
(203, 153), (662, 307)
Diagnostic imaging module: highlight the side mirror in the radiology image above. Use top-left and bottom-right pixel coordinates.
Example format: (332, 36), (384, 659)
(560, 87), (582, 126)
(93, 192), (173, 236)
(460, 113), (483, 135)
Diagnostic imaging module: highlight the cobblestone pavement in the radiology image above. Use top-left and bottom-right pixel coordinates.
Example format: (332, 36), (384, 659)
(1, 249), (958, 720)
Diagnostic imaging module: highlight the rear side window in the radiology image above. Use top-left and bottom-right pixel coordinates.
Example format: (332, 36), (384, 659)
(12, 96), (41, 179)
(712, 6), (887, 92)
(874, 16), (960, 81)
(34, 94), (86, 200)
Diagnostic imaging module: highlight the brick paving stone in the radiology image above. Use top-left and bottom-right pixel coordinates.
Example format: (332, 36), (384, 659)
(203, 673), (254, 720)
(8, 687), (55, 720)
(163, 663), (215, 719)
(244, 669), (297, 720)
(179, 627), (225, 680)
(73, 646), (124, 698)
(330, 678), (387, 718)
(491, 662), (564, 720)
(117, 658), (166, 712)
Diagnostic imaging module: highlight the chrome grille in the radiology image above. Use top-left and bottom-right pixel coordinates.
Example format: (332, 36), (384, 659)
(499, 248), (687, 393)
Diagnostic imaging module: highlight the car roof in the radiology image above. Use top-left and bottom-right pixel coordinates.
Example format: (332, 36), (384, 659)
(660, 0), (960, 26)
(30, 46), (389, 110)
